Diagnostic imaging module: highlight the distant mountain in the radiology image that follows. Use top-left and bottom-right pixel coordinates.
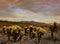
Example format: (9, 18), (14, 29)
(0, 20), (49, 27)
(20, 21), (49, 26)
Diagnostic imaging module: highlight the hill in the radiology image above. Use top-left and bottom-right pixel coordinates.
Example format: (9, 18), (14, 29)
(0, 20), (49, 27)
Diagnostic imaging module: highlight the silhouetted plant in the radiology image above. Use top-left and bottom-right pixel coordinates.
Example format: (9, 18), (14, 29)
(29, 27), (33, 38)
(49, 22), (57, 39)
(2, 28), (5, 34)
(6, 29), (11, 41)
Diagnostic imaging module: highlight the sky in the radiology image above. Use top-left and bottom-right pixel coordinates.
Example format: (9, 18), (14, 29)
(0, 0), (60, 23)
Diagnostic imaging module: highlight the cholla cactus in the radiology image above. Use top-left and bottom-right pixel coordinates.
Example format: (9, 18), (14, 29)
(49, 22), (57, 39)
(37, 27), (46, 44)
(2, 28), (5, 34)
(2, 26), (7, 34)
(53, 22), (57, 32)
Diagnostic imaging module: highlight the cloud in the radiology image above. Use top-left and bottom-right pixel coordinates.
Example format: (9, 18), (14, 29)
(0, 6), (37, 21)
(0, 0), (60, 15)
(0, 10), (25, 18)
(0, 0), (60, 23)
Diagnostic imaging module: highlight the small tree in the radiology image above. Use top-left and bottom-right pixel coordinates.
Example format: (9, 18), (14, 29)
(49, 22), (57, 39)
(53, 22), (57, 32)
